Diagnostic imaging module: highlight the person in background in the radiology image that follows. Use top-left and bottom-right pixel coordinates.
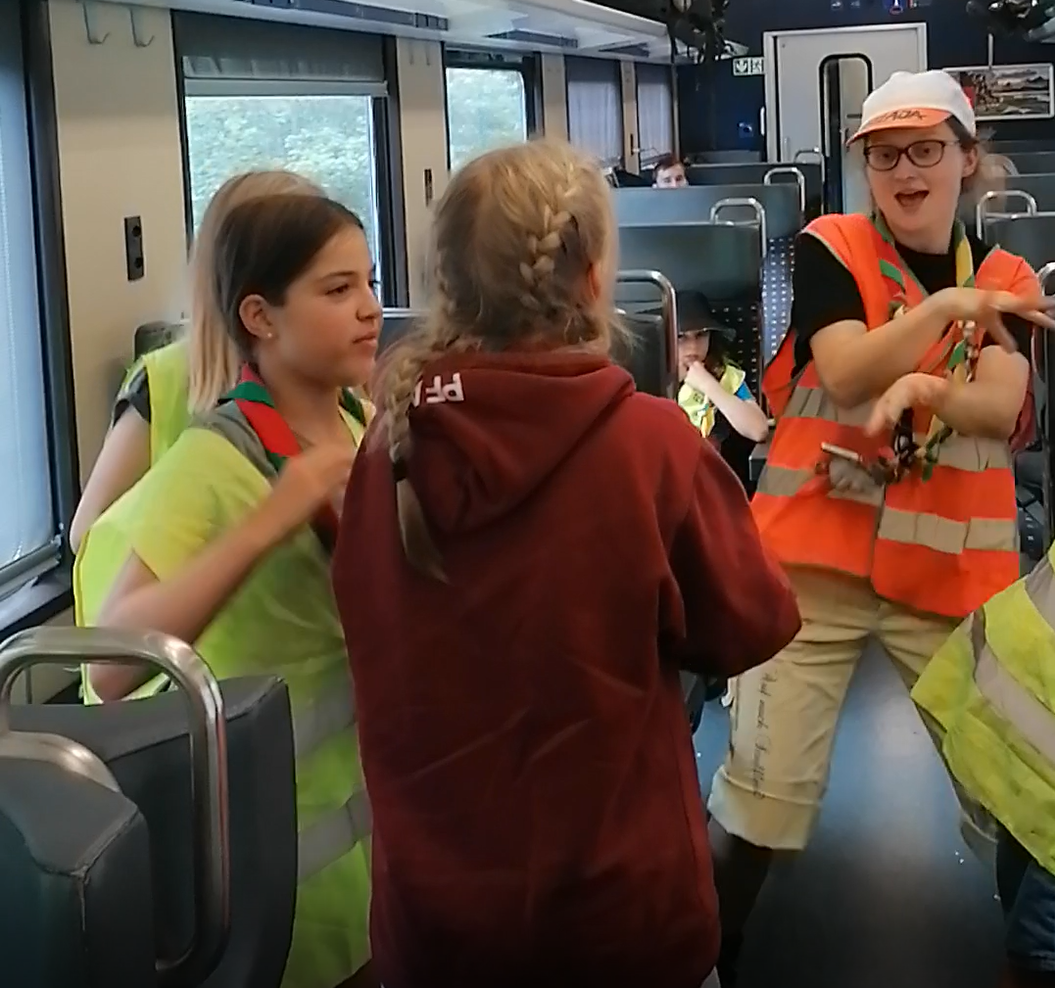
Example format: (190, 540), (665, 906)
(332, 139), (801, 988)
(87, 194), (381, 988)
(69, 169), (323, 553)
(707, 69), (1055, 986)
(676, 290), (770, 447)
(653, 151), (689, 188)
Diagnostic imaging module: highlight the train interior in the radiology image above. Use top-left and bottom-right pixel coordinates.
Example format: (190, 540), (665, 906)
(1, 0), (1055, 985)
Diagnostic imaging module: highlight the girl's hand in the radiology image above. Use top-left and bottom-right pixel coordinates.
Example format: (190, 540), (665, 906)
(253, 443), (356, 548)
(685, 361), (720, 398)
(936, 287), (1055, 351)
(865, 373), (950, 437)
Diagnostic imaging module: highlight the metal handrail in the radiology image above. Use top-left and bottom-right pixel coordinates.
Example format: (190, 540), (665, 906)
(616, 269), (679, 400)
(710, 196), (768, 258)
(763, 165), (807, 216)
(0, 627), (230, 983)
(975, 189), (1038, 237)
(792, 147), (826, 194)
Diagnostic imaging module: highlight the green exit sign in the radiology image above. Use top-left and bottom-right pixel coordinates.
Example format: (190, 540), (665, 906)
(732, 56), (765, 77)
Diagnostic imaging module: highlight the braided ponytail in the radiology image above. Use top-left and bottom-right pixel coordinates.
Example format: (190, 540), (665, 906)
(373, 139), (623, 580)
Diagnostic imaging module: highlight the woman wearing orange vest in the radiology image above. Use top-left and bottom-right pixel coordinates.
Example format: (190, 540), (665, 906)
(707, 70), (1055, 984)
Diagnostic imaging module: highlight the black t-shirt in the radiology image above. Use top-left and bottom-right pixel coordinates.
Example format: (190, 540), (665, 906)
(112, 365), (151, 427)
(790, 231), (1032, 374)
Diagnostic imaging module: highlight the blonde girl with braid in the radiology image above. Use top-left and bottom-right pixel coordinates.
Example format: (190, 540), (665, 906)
(331, 139), (800, 988)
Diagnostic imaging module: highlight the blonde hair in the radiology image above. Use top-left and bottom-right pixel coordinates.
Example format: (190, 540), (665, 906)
(373, 139), (622, 580)
(186, 170), (323, 413)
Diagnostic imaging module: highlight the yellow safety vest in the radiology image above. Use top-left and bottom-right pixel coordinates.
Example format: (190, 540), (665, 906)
(677, 362), (747, 438)
(77, 340), (191, 702)
(913, 545), (1055, 876)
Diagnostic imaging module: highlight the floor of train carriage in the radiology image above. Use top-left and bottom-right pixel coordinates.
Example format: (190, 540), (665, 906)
(694, 641), (1006, 988)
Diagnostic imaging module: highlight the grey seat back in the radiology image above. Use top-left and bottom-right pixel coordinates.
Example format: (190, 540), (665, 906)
(614, 182), (802, 239)
(9, 677), (297, 988)
(685, 162), (823, 217)
(1008, 151), (1055, 175)
(986, 213), (1055, 270)
(379, 308), (422, 354)
(0, 758), (157, 988)
(0, 625), (298, 988)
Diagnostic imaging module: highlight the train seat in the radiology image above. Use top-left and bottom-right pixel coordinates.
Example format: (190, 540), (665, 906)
(0, 628), (297, 988)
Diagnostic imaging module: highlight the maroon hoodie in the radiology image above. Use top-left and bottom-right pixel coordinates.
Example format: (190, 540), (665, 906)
(333, 350), (800, 988)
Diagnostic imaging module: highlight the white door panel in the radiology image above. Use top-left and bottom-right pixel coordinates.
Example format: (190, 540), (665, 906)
(764, 25), (927, 163)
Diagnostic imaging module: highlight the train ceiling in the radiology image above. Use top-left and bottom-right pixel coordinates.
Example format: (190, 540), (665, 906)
(106, 0), (678, 60)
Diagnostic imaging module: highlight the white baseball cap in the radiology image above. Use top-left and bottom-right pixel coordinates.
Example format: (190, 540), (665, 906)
(849, 69), (977, 143)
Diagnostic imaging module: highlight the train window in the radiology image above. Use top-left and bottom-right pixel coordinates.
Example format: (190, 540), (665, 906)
(566, 56), (625, 169)
(175, 14), (389, 293)
(445, 66), (530, 173)
(0, 1), (62, 607)
(183, 94), (382, 260)
(636, 63), (674, 168)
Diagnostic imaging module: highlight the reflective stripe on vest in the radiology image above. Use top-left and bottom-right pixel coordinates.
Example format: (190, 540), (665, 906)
(753, 213), (1026, 618)
(292, 686), (357, 761)
(289, 683), (371, 882)
(298, 788), (372, 882)
(913, 548), (1055, 876)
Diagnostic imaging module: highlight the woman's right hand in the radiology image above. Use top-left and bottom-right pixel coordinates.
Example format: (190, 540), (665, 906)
(936, 287), (1055, 350)
(253, 443), (356, 548)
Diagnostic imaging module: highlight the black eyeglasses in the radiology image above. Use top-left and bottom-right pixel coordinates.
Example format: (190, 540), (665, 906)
(863, 139), (959, 172)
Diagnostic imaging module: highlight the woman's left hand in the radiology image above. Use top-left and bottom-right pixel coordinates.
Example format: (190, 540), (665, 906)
(865, 373), (950, 437)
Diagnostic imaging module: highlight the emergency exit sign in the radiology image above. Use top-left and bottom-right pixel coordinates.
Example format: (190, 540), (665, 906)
(732, 57), (765, 77)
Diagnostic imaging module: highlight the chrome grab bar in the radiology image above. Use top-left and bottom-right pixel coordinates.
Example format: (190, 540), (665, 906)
(763, 165), (807, 215)
(710, 196), (768, 258)
(616, 269), (679, 400)
(1038, 261), (1055, 296)
(976, 189), (1038, 237)
(792, 147), (826, 192)
(0, 627), (231, 983)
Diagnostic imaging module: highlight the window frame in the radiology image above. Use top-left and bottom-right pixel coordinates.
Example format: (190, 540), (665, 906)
(442, 48), (540, 173)
(0, 0), (81, 633)
(173, 24), (403, 308)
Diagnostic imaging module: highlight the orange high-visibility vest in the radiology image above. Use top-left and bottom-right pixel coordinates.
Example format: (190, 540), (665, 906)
(754, 213), (1036, 619)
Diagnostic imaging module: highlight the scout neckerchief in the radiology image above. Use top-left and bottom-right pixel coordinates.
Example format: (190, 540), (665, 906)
(822, 214), (982, 485)
(221, 366), (367, 554)
(678, 361), (747, 438)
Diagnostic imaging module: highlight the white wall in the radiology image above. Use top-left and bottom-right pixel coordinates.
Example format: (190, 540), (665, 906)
(395, 38), (448, 308)
(49, 0), (187, 481)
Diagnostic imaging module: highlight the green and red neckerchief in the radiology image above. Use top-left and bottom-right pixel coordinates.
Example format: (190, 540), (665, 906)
(220, 366), (367, 554)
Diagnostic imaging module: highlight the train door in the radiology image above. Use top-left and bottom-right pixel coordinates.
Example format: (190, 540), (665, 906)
(822, 54), (872, 213)
(762, 24), (927, 164)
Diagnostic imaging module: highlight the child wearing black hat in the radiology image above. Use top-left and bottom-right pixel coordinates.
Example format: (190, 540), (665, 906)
(677, 291), (770, 446)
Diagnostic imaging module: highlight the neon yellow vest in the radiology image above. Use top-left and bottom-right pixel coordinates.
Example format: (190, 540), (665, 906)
(77, 341), (191, 701)
(138, 341), (191, 463)
(677, 362), (746, 438)
(912, 546), (1055, 876)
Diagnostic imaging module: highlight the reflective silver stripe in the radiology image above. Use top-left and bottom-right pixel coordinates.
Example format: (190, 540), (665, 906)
(877, 508), (1018, 554)
(298, 787), (372, 882)
(972, 608), (1055, 765)
(291, 686), (356, 762)
(757, 463), (882, 506)
(912, 433), (1013, 473)
(785, 386), (870, 427)
(1025, 555), (1055, 623)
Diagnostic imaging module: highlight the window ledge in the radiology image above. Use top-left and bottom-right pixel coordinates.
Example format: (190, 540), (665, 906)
(0, 571), (72, 641)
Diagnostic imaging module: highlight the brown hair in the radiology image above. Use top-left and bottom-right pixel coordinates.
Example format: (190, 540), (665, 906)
(653, 152), (684, 175)
(186, 170), (323, 412)
(212, 194), (364, 362)
(372, 139), (623, 581)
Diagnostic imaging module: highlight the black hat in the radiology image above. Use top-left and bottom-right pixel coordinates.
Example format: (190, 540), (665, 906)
(644, 290), (736, 341)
